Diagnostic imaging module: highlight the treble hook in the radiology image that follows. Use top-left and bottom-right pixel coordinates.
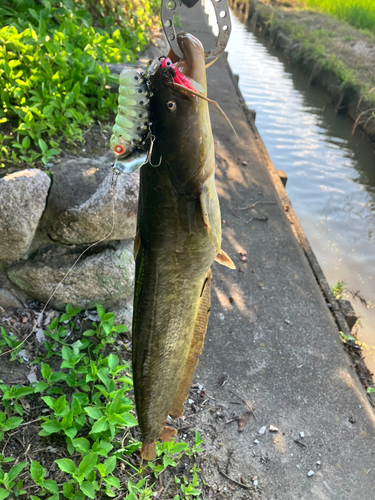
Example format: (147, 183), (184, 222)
(147, 133), (162, 167)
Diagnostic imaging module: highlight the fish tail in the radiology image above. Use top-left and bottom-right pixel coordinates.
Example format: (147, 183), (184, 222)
(141, 441), (157, 461)
(169, 268), (212, 418)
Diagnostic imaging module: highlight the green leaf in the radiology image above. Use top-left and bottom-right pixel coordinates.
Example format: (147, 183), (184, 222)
(89, 416), (109, 434)
(65, 427), (78, 440)
(33, 381), (49, 393)
(61, 410), (73, 429)
(118, 412), (137, 427)
(78, 453), (98, 476)
(41, 396), (56, 409)
(0, 489), (10, 500)
(41, 363), (52, 380)
(15, 387), (34, 398)
(84, 407), (103, 420)
(55, 458), (76, 474)
(40, 420), (61, 434)
(54, 395), (67, 414)
(107, 354), (118, 373)
(72, 437), (90, 454)
(96, 304), (105, 319)
(104, 456), (116, 474)
(104, 476), (120, 489)
(171, 443), (189, 454)
(38, 138), (48, 154)
(43, 479), (59, 494)
(108, 390), (122, 415)
(21, 136), (30, 150)
(112, 324), (128, 333)
(5, 416), (23, 430)
(80, 482), (95, 499)
(30, 461), (45, 484)
(63, 482), (73, 498)
(8, 462), (27, 481)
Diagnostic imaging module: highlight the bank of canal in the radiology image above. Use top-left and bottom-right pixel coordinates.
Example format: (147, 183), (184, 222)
(205, 4), (375, 377)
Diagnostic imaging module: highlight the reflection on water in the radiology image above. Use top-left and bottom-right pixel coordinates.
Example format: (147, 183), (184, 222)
(208, 6), (375, 376)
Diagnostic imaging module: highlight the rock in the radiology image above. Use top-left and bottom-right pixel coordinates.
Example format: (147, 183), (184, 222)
(258, 425), (266, 435)
(42, 155), (138, 245)
(300, 431), (305, 438)
(253, 439), (259, 445)
(7, 241), (135, 310)
(337, 299), (358, 330)
(269, 425), (279, 432)
(0, 170), (51, 262)
(307, 470), (314, 477)
(0, 287), (23, 308)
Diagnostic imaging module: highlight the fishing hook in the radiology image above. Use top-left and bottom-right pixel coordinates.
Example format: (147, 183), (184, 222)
(147, 133), (162, 167)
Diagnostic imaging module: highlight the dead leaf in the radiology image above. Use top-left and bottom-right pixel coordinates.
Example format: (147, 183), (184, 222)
(238, 411), (252, 432)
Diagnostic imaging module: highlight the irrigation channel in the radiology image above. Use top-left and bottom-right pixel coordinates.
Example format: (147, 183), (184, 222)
(205, 4), (375, 377)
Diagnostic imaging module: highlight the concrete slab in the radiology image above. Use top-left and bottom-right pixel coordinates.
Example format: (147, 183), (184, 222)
(175, 4), (375, 499)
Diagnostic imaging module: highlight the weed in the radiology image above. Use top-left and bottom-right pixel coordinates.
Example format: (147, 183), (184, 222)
(331, 280), (346, 300)
(0, 328), (23, 362)
(0, 303), (205, 498)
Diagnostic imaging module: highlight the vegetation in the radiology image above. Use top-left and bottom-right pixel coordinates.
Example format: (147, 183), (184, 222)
(299, 0), (375, 33)
(331, 280), (346, 300)
(0, 304), (205, 499)
(0, 0), (159, 168)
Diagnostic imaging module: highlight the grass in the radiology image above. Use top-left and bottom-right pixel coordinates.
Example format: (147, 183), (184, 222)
(0, 304), (205, 499)
(299, 0), (375, 33)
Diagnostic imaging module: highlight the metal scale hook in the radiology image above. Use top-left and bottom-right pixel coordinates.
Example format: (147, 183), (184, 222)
(161, 0), (232, 60)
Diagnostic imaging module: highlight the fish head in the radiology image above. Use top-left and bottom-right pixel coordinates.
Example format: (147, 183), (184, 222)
(148, 33), (214, 193)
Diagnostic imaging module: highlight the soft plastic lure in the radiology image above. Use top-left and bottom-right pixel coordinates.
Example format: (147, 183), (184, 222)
(110, 68), (151, 157)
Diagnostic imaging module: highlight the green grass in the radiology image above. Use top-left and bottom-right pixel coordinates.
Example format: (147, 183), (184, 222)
(0, 304), (205, 499)
(300, 0), (375, 33)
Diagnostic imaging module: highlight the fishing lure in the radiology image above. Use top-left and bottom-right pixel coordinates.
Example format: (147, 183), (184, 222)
(110, 68), (151, 158)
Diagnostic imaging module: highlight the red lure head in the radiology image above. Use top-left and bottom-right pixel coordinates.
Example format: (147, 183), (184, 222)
(161, 57), (196, 92)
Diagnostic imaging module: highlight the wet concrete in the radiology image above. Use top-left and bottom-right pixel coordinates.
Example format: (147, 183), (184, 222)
(176, 4), (375, 499)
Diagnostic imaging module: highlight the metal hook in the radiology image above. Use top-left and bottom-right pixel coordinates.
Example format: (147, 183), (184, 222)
(147, 134), (162, 167)
(161, 0), (232, 60)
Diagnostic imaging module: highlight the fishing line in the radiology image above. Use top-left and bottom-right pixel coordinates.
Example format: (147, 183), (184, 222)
(0, 169), (120, 359)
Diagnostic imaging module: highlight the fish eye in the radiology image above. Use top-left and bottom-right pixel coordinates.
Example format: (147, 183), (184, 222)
(166, 100), (177, 111)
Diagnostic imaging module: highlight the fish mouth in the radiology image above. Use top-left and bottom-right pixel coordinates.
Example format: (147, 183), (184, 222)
(167, 33), (206, 91)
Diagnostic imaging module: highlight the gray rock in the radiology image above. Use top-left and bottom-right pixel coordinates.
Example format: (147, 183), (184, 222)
(337, 299), (358, 330)
(0, 287), (23, 308)
(42, 155), (139, 245)
(7, 241), (135, 310)
(0, 170), (51, 262)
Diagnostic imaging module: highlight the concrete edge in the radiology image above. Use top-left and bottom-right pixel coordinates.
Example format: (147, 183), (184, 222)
(221, 52), (375, 407)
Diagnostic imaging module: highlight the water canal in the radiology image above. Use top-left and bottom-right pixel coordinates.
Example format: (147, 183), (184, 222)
(205, 4), (375, 377)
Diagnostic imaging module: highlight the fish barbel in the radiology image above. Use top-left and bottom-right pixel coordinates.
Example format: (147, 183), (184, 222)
(132, 33), (234, 461)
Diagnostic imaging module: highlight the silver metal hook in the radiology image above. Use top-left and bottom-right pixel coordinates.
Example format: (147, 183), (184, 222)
(161, 0), (231, 60)
(147, 134), (162, 167)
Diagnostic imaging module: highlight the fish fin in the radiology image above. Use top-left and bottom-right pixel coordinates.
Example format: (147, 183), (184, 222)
(141, 441), (157, 461)
(169, 269), (212, 418)
(133, 230), (141, 260)
(215, 249), (236, 269)
(159, 426), (177, 442)
(200, 186), (221, 252)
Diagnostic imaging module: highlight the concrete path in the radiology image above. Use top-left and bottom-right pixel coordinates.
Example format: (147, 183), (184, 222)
(175, 4), (375, 499)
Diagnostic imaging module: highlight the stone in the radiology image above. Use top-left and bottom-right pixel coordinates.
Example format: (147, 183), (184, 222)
(337, 300), (358, 330)
(269, 425), (279, 432)
(42, 155), (139, 245)
(0, 170), (51, 262)
(300, 431), (305, 438)
(7, 241), (135, 310)
(307, 470), (314, 477)
(0, 287), (23, 308)
(258, 425), (266, 435)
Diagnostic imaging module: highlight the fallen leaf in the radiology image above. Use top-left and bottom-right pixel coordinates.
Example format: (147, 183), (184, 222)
(238, 411), (252, 432)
